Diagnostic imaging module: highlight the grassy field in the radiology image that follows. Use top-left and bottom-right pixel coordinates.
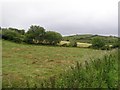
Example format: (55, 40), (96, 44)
(40, 49), (118, 88)
(58, 41), (92, 48)
(2, 40), (115, 88)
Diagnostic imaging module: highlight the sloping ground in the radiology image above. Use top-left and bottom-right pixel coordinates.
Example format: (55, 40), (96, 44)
(2, 40), (110, 88)
(41, 49), (118, 88)
(58, 41), (92, 48)
(77, 42), (92, 48)
(63, 34), (118, 44)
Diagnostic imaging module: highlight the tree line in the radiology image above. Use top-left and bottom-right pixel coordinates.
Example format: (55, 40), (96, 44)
(1, 25), (62, 45)
(0, 25), (119, 49)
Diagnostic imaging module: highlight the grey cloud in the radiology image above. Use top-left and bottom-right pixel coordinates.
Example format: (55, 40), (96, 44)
(1, 0), (118, 36)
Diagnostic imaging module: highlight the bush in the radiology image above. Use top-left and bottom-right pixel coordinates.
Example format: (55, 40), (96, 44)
(26, 25), (46, 44)
(112, 39), (119, 48)
(12, 37), (22, 43)
(45, 31), (62, 45)
(92, 37), (105, 49)
(24, 34), (34, 44)
(2, 30), (22, 43)
(101, 45), (111, 50)
(69, 41), (77, 47)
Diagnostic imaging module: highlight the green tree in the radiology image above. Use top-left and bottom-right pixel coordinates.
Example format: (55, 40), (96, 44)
(92, 37), (105, 49)
(2, 30), (22, 43)
(112, 38), (119, 48)
(25, 25), (45, 44)
(45, 31), (62, 45)
(8, 28), (25, 35)
(69, 40), (77, 47)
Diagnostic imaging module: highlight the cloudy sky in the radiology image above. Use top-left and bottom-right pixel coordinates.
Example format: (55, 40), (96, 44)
(0, 0), (119, 36)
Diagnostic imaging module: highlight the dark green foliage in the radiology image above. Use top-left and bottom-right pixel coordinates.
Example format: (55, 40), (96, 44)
(2, 30), (22, 43)
(45, 31), (62, 45)
(63, 34), (118, 46)
(112, 38), (119, 48)
(101, 45), (111, 50)
(25, 25), (45, 44)
(69, 40), (77, 47)
(24, 25), (62, 45)
(1, 25), (63, 45)
(24, 34), (34, 44)
(1, 26), (118, 48)
(17, 30), (25, 35)
(8, 27), (25, 35)
(92, 37), (105, 49)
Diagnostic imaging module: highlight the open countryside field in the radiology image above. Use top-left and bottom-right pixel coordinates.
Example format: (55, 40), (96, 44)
(59, 41), (92, 48)
(2, 40), (113, 88)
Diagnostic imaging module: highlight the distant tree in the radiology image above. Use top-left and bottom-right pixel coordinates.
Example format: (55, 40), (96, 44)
(8, 27), (18, 32)
(25, 25), (45, 44)
(69, 41), (77, 47)
(112, 38), (119, 48)
(2, 30), (22, 43)
(45, 31), (62, 45)
(92, 37), (105, 49)
(17, 29), (25, 35)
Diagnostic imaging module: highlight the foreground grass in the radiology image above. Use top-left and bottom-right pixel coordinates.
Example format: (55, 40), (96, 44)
(36, 49), (118, 88)
(2, 40), (113, 88)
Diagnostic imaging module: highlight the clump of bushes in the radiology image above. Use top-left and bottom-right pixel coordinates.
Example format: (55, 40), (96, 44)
(91, 37), (119, 50)
(101, 45), (111, 50)
(111, 39), (119, 48)
(1, 25), (63, 45)
(91, 37), (105, 49)
(2, 30), (22, 43)
(69, 41), (77, 47)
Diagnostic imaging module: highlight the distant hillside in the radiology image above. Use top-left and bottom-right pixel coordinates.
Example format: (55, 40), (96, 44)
(63, 34), (118, 44)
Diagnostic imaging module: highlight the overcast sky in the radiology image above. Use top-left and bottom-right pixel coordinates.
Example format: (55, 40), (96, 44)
(0, 0), (119, 36)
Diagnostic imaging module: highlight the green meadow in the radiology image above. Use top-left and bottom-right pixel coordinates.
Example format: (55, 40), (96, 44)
(2, 39), (117, 88)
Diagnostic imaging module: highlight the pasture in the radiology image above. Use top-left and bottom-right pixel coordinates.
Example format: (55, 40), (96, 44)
(58, 41), (92, 48)
(2, 40), (113, 88)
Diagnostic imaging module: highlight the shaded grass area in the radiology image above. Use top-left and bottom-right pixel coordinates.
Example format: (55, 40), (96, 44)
(2, 40), (111, 88)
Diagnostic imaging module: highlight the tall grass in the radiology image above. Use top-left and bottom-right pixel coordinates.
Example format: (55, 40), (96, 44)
(39, 50), (118, 88)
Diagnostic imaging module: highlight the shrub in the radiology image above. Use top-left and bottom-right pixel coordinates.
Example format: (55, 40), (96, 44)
(101, 45), (111, 50)
(45, 31), (62, 45)
(2, 30), (22, 43)
(112, 39), (119, 48)
(24, 33), (34, 44)
(69, 41), (77, 47)
(26, 25), (46, 44)
(92, 37), (105, 49)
